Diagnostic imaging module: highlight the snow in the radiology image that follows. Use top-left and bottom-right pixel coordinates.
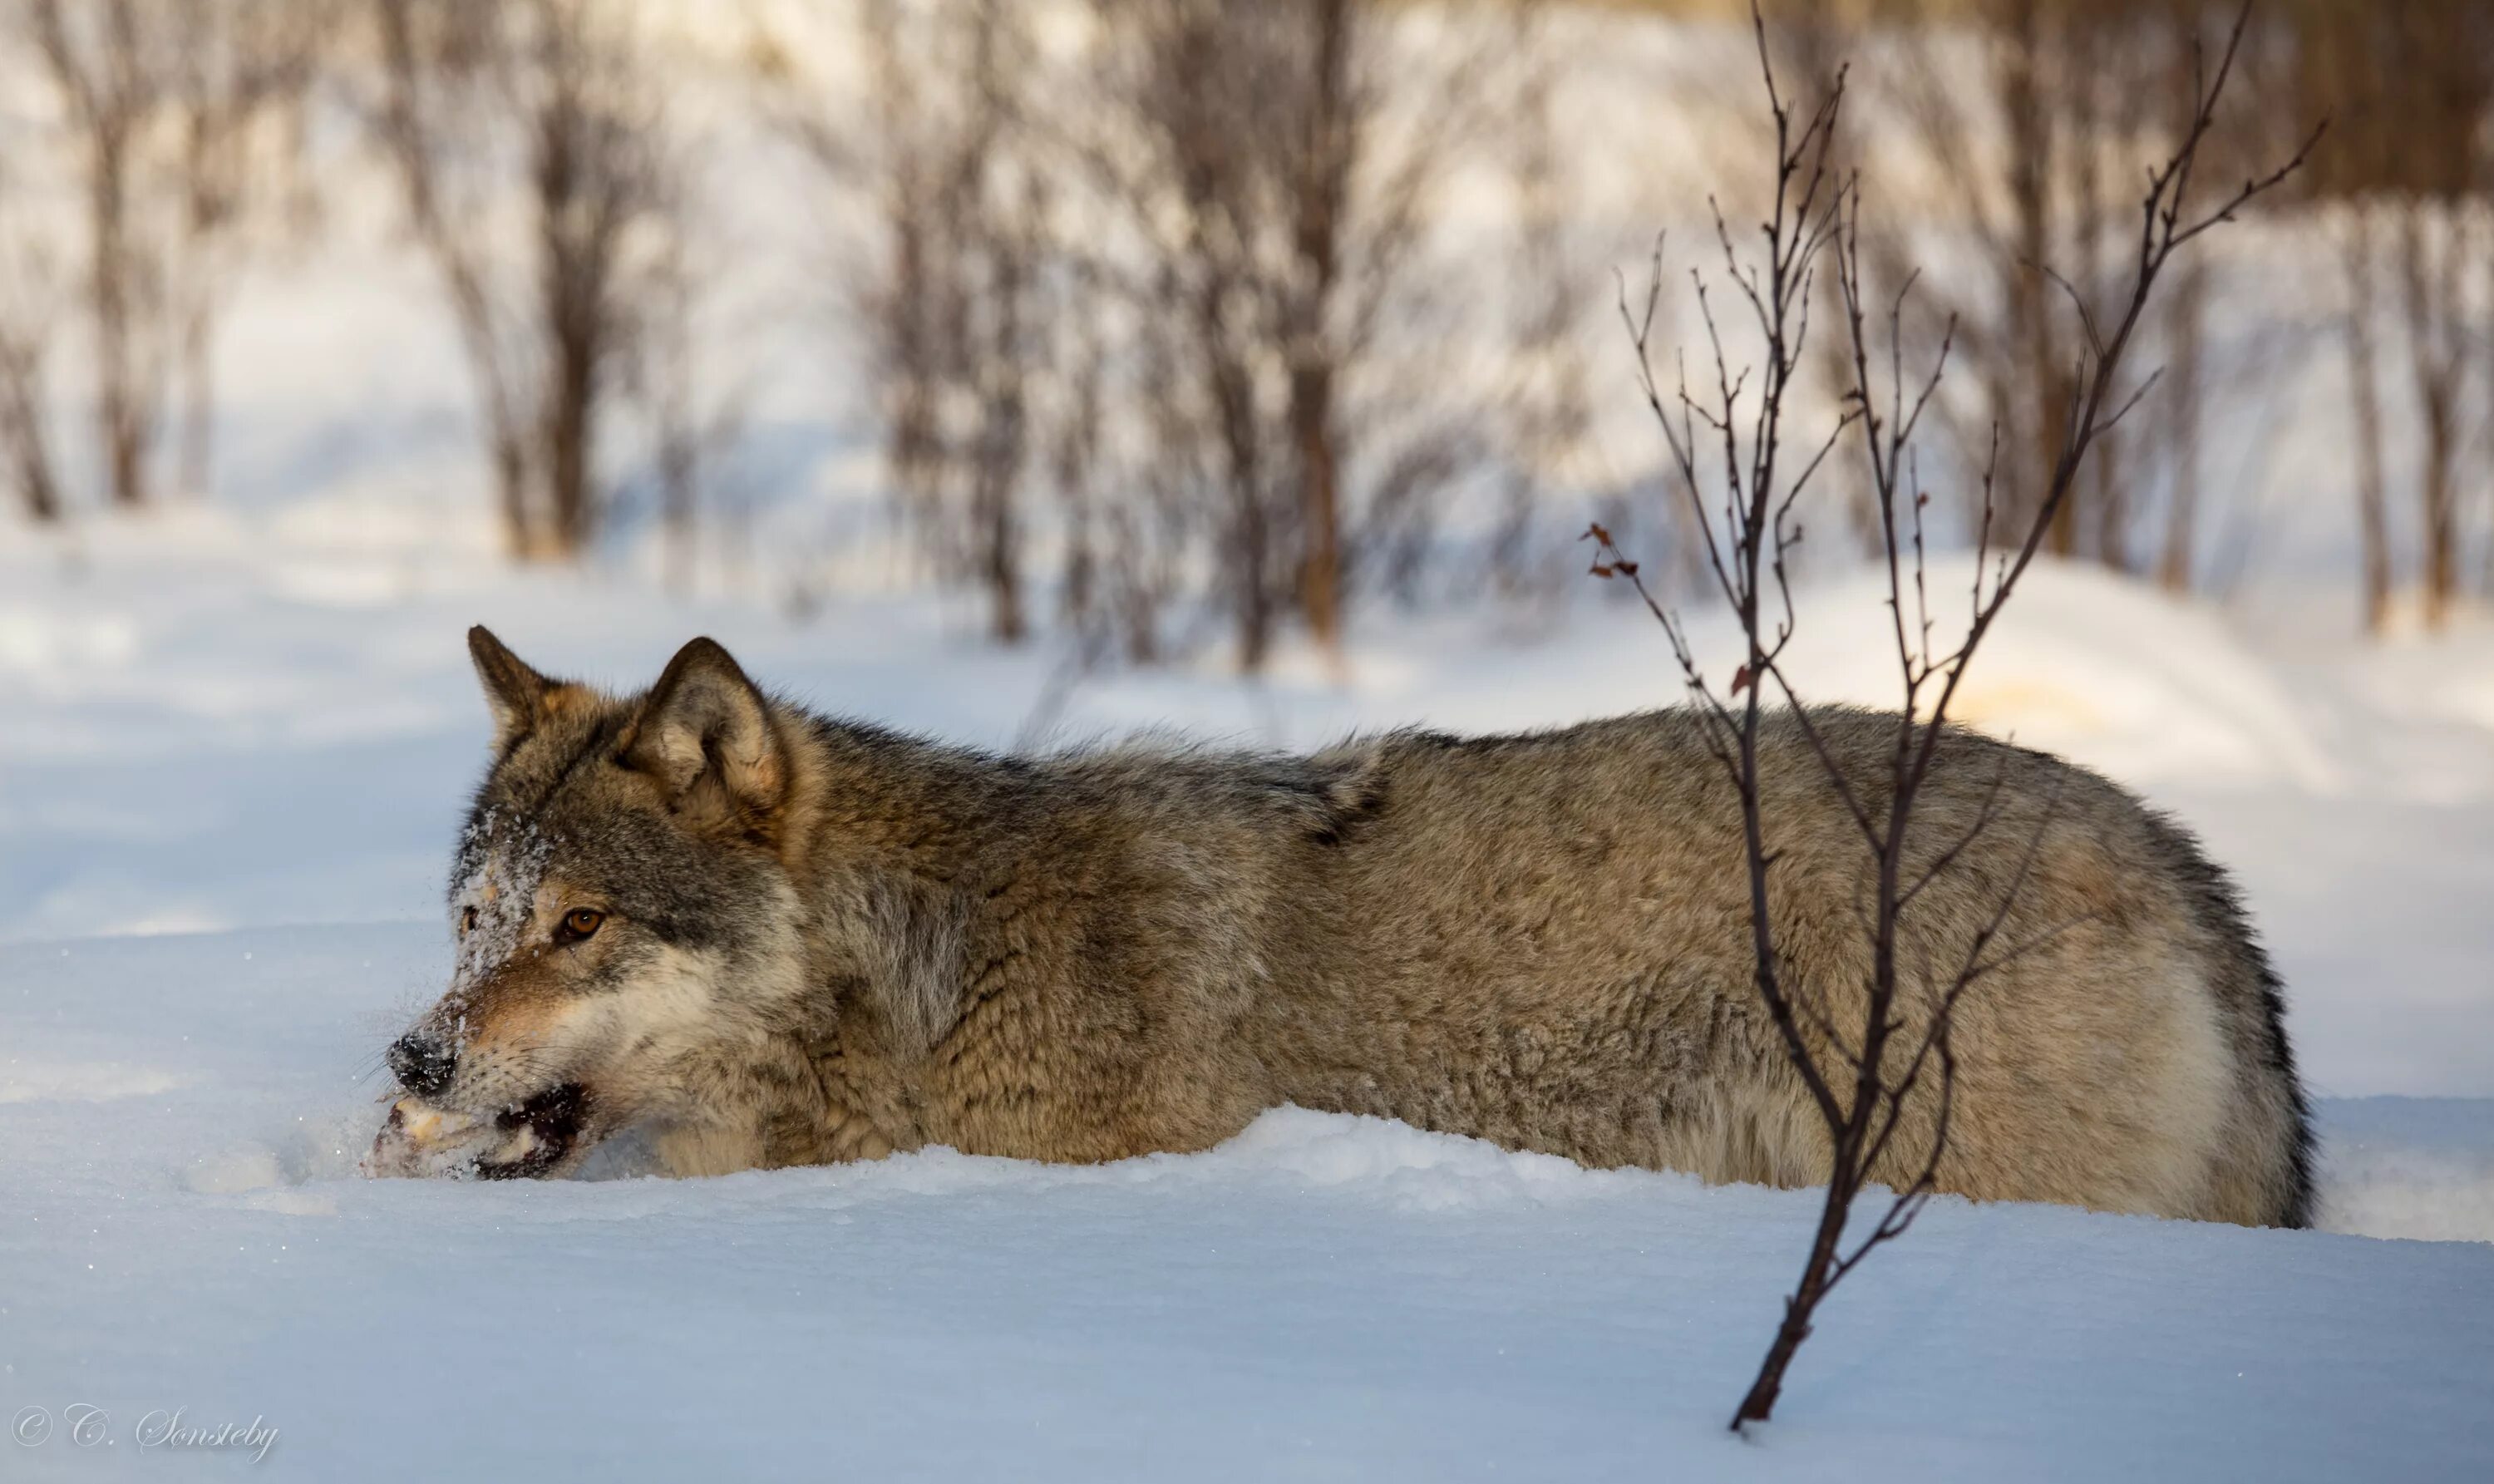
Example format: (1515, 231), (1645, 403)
(5, 520), (2494, 1479)
(0, 927), (2488, 1482)
(0, 928), (2484, 1477)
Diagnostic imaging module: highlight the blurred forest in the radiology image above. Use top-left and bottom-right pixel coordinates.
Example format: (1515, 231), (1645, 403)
(0, 0), (2488, 668)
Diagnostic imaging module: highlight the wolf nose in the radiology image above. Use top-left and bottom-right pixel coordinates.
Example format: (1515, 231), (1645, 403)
(388, 1033), (458, 1098)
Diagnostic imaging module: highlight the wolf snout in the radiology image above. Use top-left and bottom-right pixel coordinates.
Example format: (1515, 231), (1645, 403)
(387, 1031), (458, 1098)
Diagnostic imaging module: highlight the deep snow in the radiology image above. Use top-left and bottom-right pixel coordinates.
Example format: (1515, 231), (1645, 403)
(2, 926), (2491, 1483)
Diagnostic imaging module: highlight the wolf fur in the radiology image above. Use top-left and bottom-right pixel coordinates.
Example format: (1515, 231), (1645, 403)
(390, 628), (2312, 1225)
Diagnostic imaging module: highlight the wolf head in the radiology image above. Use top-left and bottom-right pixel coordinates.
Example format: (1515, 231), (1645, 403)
(386, 628), (811, 1178)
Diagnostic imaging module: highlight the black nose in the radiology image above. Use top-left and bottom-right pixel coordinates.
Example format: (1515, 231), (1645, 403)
(388, 1033), (457, 1098)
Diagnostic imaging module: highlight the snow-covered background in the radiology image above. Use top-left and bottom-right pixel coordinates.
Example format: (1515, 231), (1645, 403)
(5, 3), (2493, 1480)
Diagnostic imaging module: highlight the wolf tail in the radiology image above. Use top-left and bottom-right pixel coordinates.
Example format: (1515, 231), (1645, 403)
(2149, 808), (2316, 1229)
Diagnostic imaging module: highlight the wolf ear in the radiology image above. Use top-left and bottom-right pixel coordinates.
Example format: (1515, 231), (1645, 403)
(619, 638), (786, 826)
(469, 625), (558, 751)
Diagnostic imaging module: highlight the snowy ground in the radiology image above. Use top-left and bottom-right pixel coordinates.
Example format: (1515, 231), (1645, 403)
(5, 516), (2494, 1480)
(3, 928), (2492, 1482)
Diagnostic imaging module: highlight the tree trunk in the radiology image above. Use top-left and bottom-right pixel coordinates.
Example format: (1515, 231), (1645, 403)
(1199, 277), (1269, 673)
(545, 349), (594, 559)
(493, 432), (531, 560)
(2341, 215), (2392, 635)
(2398, 206), (2462, 632)
(178, 290), (214, 501)
(2421, 404), (2456, 630)
(0, 348), (62, 522)
(91, 123), (150, 509)
(1730, 1175), (1850, 1429)
(2000, 0), (2067, 554)
(1289, 0), (1353, 661)
(2156, 256), (2206, 594)
(1293, 372), (1342, 658)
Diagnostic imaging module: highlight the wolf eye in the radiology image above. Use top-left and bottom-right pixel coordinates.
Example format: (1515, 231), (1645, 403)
(459, 905), (479, 936)
(557, 908), (606, 944)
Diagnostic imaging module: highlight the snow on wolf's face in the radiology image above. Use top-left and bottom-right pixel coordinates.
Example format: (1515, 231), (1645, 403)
(381, 632), (805, 1180)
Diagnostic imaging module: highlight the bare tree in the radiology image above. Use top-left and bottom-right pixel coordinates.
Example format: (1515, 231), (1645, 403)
(630, 221), (747, 598)
(770, 0), (1584, 667)
(1590, 3), (2312, 1430)
(1824, 0), (2295, 586)
(0, 148), (65, 523)
(1284, 0), (1355, 657)
(162, 0), (327, 501)
(2152, 249), (2208, 592)
(2354, 0), (2487, 630)
(768, 0), (1575, 668)
(1488, 7), (1599, 603)
(372, 0), (678, 560)
(1087, 0), (1305, 669)
(9, 0), (318, 511)
(1087, 0), (1517, 669)
(2393, 204), (2475, 633)
(2288, 0), (2491, 633)
(21, 0), (170, 510)
(2336, 209), (2393, 633)
(0, 240), (63, 522)
(764, 0), (1058, 643)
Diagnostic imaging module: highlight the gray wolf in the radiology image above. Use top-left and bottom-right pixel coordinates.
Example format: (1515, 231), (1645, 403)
(377, 627), (2311, 1225)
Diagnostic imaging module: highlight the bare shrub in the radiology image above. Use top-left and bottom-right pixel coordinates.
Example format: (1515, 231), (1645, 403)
(2291, 0), (2492, 633)
(20, 0), (169, 512)
(0, 279), (63, 522)
(628, 214), (747, 598)
(0, 155), (65, 523)
(10, 0), (323, 510)
(776, 0), (1567, 669)
(1778, 0), (2301, 588)
(1077, 0), (1543, 669)
(1591, 3), (2311, 1429)
(1487, 9), (1603, 604)
(371, 0), (683, 560)
(764, 0), (1061, 643)
(162, 0), (328, 502)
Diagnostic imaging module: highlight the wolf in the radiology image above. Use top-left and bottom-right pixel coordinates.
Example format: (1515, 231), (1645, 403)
(378, 627), (2311, 1225)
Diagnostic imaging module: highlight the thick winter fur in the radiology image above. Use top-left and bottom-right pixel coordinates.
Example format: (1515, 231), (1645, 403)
(392, 628), (2313, 1225)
